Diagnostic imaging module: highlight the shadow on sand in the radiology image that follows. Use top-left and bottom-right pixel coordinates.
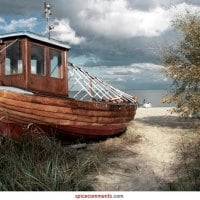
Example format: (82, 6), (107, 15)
(135, 115), (199, 129)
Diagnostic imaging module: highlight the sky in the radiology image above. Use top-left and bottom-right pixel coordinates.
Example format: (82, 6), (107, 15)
(0, 0), (200, 90)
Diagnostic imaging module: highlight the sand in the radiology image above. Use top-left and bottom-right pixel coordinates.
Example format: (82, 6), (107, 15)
(92, 107), (200, 191)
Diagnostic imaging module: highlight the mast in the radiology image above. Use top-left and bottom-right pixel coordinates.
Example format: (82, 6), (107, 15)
(44, 2), (54, 39)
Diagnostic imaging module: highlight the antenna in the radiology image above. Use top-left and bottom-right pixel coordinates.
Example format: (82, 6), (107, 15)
(44, 2), (54, 39)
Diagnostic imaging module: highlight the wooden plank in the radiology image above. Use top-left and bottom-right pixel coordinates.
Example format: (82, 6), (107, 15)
(0, 102), (133, 124)
(0, 106), (131, 126)
(0, 96), (134, 118)
(53, 124), (127, 136)
(0, 121), (24, 137)
(0, 111), (42, 125)
(0, 102), (96, 123)
(0, 90), (136, 112)
(0, 115), (127, 138)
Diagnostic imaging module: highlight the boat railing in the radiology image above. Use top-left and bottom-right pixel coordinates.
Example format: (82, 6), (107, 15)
(68, 62), (137, 104)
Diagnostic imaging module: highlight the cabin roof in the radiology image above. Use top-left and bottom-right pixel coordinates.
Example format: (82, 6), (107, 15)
(0, 31), (71, 50)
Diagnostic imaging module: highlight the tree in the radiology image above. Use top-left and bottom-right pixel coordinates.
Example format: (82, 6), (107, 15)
(162, 11), (200, 117)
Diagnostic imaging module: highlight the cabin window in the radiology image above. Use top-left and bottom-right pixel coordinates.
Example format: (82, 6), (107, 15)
(5, 41), (23, 75)
(50, 49), (63, 79)
(31, 44), (45, 76)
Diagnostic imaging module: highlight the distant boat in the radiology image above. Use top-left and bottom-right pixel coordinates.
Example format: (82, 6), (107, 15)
(143, 102), (152, 108)
(0, 31), (137, 140)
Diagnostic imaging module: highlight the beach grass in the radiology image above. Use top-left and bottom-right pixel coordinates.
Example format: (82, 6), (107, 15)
(0, 122), (140, 191)
(0, 133), (99, 191)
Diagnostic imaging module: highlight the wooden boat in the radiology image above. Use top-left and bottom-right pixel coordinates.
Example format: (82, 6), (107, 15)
(0, 31), (137, 140)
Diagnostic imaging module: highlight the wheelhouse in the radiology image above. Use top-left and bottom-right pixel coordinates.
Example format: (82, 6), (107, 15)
(0, 31), (70, 96)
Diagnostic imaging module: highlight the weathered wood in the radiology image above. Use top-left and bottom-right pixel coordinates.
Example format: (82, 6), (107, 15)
(0, 102), (134, 125)
(0, 90), (135, 112)
(54, 124), (127, 136)
(0, 95), (134, 118)
(0, 37), (68, 96)
(0, 105), (134, 127)
(0, 90), (136, 139)
(0, 121), (23, 137)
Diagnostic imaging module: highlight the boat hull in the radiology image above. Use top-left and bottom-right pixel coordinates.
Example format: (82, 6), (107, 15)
(0, 89), (136, 140)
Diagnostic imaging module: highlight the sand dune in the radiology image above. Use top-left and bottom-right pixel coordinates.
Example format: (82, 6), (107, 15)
(93, 107), (199, 191)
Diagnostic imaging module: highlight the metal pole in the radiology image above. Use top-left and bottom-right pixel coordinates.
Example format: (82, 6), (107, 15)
(90, 79), (93, 101)
(44, 2), (53, 39)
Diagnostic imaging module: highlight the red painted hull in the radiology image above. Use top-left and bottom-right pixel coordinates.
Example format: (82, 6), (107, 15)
(0, 122), (23, 138)
(52, 124), (127, 140)
(0, 122), (126, 139)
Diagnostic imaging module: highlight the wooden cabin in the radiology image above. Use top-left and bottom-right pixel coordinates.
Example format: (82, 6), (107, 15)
(0, 31), (70, 96)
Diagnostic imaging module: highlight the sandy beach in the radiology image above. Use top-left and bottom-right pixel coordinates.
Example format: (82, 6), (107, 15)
(92, 107), (200, 191)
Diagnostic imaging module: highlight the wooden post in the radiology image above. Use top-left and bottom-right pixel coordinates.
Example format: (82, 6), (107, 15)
(24, 38), (29, 89)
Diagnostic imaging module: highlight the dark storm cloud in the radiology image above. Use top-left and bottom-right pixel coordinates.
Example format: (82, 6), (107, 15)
(0, 0), (43, 16)
(0, 0), (200, 89)
(0, 0), (199, 15)
(128, 0), (160, 10)
(69, 28), (178, 67)
(128, 0), (200, 10)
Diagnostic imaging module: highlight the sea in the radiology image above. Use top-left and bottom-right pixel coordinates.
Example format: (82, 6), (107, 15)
(124, 89), (171, 107)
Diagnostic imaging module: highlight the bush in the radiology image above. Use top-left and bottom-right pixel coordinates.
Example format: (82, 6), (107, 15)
(162, 12), (200, 117)
(168, 134), (200, 191)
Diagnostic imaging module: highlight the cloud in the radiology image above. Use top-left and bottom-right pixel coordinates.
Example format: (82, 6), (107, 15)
(78, 0), (170, 38)
(106, 67), (141, 75)
(115, 77), (126, 82)
(0, 17), (37, 32)
(104, 63), (163, 77)
(50, 19), (85, 45)
(1, 1), (200, 40)
(77, 1), (200, 39)
(0, 0), (199, 89)
(130, 63), (164, 70)
(128, 0), (161, 11)
(84, 63), (169, 89)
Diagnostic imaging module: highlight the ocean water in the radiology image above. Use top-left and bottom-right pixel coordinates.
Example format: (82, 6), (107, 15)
(124, 89), (171, 107)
